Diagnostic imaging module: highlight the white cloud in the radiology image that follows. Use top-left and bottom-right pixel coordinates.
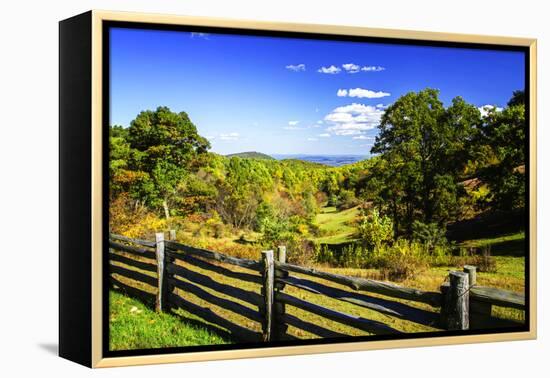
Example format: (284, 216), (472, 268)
(219, 132), (239, 141)
(478, 104), (503, 118)
(352, 135), (375, 140)
(307, 137), (319, 141)
(317, 65), (341, 74)
(324, 103), (385, 136)
(286, 64), (306, 72)
(342, 63), (361, 73)
(190, 32), (210, 39)
(284, 120), (303, 130)
(361, 65), (385, 72)
(319, 133), (331, 137)
(337, 88), (391, 98)
(337, 89), (348, 97)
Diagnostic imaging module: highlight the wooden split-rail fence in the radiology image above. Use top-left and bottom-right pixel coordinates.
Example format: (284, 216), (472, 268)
(109, 231), (526, 342)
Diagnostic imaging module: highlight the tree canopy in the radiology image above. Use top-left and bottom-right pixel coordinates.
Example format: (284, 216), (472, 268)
(370, 89), (481, 235)
(110, 106), (210, 218)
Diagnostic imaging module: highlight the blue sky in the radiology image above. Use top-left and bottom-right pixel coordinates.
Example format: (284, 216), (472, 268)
(110, 27), (525, 155)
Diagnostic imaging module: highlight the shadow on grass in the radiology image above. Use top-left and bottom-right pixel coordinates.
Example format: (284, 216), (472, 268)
(479, 238), (525, 257)
(447, 209), (525, 243)
(168, 310), (236, 343)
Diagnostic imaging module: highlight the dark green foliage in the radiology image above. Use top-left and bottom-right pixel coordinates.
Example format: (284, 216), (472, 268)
(476, 98), (526, 210)
(411, 220), (448, 252)
(370, 89), (481, 235)
(507, 90), (525, 107)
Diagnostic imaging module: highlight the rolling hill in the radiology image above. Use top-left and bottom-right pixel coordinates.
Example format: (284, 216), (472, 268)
(225, 151), (275, 160)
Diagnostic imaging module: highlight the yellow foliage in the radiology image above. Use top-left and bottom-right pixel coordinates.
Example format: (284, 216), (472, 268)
(109, 194), (167, 239)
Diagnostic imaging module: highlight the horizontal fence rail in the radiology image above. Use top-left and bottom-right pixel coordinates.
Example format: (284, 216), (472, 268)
(108, 231), (527, 342)
(166, 263), (264, 307)
(277, 275), (440, 327)
(274, 261), (443, 307)
(470, 286), (525, 309)
(166, 240), (263, 271)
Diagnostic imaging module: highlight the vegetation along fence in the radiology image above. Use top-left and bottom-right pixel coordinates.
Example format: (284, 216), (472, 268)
(109, 231), (526, 342)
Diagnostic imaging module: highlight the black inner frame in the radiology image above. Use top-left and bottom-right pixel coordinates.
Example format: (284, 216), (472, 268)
(102, 20), (531, 358)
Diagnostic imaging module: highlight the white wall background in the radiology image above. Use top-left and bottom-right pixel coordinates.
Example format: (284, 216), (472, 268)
(0, 0), (547, 376)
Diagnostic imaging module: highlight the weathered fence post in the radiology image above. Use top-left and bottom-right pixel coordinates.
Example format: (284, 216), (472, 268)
(464, 265), (491, 328)
(261, 250), (275, 342)
(155, 232), (165, 312)
(169, 229), (177, 241)
(463, 265), (477, 286)
(443, 271), (470, 330)
(274, 246), (288, 340)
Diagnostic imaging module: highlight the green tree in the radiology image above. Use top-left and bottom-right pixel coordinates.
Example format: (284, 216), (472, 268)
(478, 92), (526, 210)
(507, 90), (525, 107)
(126, 106), (210, 218)
(371, 89), (480, 235)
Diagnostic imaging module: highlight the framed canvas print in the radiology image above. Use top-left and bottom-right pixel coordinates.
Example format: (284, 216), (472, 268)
(59, 10), (537, 368)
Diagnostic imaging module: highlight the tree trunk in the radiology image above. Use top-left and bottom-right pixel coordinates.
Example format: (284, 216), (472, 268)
(162, 198), (170, 219)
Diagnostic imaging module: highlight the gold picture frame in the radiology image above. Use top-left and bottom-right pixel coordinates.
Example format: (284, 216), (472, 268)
(59, 10), (537, 368)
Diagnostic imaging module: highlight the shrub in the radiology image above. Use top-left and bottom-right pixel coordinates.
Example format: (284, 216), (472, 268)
(258, 214), (317, 266)
(254, 201), (275, 232)
(374, 239), (429, 281)
(356, 209), (394, 250)
(411, 221), (448, 252)
(338, 189), (359, 210)
(259, 216), (289, 245)
(323, 238), (449, 280)
(285, 238), (318, 266)
(378, 252), (427, 281)
(327, 194), (341, 208)
(109, 194), (167, 239)
(315, 244), (335, 265)
(205, 211), (225, 238)
(339, 244), (369, 268)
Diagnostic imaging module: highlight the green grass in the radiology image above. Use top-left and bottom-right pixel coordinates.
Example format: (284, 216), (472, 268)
(314, 205), (360, 244)
(109, 290), (229, 351)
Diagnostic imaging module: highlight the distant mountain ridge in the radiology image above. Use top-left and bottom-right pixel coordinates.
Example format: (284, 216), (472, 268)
(272, 154), (369, 167)
(224, 152), (369, 167)
(225, 151), (275, 160)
